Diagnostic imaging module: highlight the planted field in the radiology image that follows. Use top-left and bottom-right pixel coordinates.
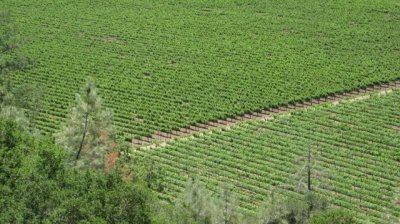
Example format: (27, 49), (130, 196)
(3, 0), (400, 140)
(137, 90), (400, 223)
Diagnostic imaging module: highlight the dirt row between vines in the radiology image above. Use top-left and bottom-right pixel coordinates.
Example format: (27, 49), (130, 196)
(132, 80), (400, 150)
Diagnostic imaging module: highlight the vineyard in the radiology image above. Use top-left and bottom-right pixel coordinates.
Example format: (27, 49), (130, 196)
(2, 0), (400, 140)
(3, 0), (400, 222)
(136, 90), (400, 223)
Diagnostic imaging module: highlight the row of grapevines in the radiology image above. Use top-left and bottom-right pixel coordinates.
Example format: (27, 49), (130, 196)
(137, 90), (400, 223)
(3, 0), (400, 139)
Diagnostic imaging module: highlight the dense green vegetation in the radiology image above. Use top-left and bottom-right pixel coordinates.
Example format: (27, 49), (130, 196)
(1, 5), (370, 223)
(2, 0), (400, 140)
(1, 116), (356, 224)
(54, 78), (116, 169)
(137, 90), (400, 223)
(0, 118), (154, 223)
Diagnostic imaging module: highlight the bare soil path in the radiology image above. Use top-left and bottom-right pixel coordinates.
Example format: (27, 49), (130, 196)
(133, 80), (400, 150)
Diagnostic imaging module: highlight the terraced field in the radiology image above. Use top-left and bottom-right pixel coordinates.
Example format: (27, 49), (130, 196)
(3, 0), (400, 140)
(136, 90), (400, 223)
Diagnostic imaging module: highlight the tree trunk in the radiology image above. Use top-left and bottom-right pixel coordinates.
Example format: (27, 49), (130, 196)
(224, 194), (228, 224)
(76, 103), (90, 160)
(307, 148), (311, 192)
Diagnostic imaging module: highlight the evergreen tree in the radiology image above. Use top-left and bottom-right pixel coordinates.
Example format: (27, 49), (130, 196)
(258, 146), (329, 224)
(55, 78), (115, 169)
(215, 183), (241, 224)
(257, 196), (306, 224)
(177, 177), (215, 224)
(0, 105), (29, 130)
(291, 147), (329, 218)
(0, 11), (32, 128)
(0, 118), (152, 223)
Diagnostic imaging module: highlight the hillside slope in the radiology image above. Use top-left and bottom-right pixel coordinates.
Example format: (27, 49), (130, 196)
(137, 90), (400, 223)
(3, 0), (400, 139)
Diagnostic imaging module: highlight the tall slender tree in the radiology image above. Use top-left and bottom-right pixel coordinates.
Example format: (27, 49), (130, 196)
(215, 183), (241, 224)
(292, 146), (332, 194)
(176, 177), (215, 224)
(293, 146), (329, 218)
(55, 78), (115, 169)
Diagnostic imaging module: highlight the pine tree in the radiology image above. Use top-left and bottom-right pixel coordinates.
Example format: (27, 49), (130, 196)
(55, 78), (115, 169)
(177, 177), (215, 224)
(261, 146), (330, 224)
(0, 11), (31, 129)
(216, 183), (241, 224)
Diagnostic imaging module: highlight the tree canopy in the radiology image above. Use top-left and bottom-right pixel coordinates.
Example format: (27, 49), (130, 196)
(55, 78), (115, 169)
(0, 118), (152, 223)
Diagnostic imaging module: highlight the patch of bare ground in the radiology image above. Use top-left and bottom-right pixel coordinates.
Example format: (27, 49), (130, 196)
(132, 80), (400, 149)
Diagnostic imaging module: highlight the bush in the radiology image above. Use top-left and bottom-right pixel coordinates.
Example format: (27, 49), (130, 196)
(0, 118), (153, 223)
(309, 209), (355, 224)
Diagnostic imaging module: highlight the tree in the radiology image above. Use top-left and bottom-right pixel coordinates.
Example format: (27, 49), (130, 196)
(292, 146), (330, 218)
(54, 78), (115, 169)
(176, 177), (216, 224)
(11, 83), (44, 121)
(0, 118), (153, 223)
(0, 105), (29, 130)
(129, 154), (166, 192)
(257, 196), (309, 224)
(152, 180), (242, 224)
(259, 146), (329, 224)
(0, 11), (40, 130)
(215, 183), (241, 224)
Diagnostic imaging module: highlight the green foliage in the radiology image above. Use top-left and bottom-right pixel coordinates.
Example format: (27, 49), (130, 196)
(0, 118), (152, 223)
(215, 183), (242, 224)
(152, 202), (200, 224)
(138, 90), (400, 222)
(0, 10), (30, 78)
(0, 10), (39, 130)
(11, 83), (44, 118)
(134, 157), (166, 192)
(309, 209), (355, 224)
(0, 105), (29, 130)
(150, 179), (243, 224)
(55, 78), (115, 169)
(290, 148), (333, 198)
(257, 193), (326, 224)
(3, 0), (400, 139)
(0, 117), (379, 223)
(176, 177), (216, 224)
